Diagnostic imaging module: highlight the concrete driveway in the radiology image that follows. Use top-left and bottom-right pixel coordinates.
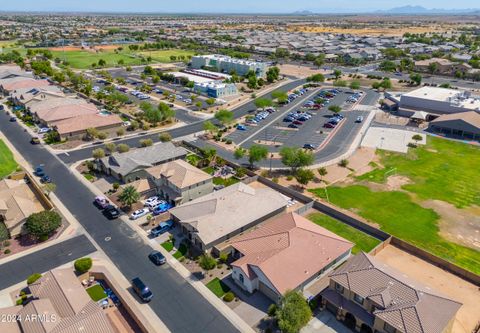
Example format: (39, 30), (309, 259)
(302, 311), (354, 333)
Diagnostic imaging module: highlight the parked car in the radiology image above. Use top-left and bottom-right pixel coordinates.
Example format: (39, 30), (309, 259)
(288, 124), (298, 129)
(303, 144), (315, 150)
(9, 117), (17, 122)
(324, 122), (336, 128)
(152, 202), (172, 216)
(103, 205), (120, 220)
(34, 165), (45, 177)
(236, 124), (247, 131)
(144, 196), (160, 206)
(148, 251), (166, 266)
(40, 175), (51, 183)
(356, 116), (364, 123)
(30, 137), (41, 145)
(283, 117), (294, 122)
(131, 277), (153, 302)
(150, 220), (174, 237)
(293, 120), (303, 125)
(130, 208), (150, 220)
(38, 127), (50, 134)
(94, 196), (110, 209)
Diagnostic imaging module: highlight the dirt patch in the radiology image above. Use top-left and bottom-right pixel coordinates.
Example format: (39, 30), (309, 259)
(385, 175), (411, 191)
(277, 64), (328, 79)
(374, 245), (480, 333)
(421, 200), (480, 250)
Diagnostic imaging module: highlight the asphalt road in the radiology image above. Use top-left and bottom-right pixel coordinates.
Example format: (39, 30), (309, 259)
(0, 111), (239, 333)
(0, 235), (96, 290)
(58, 78), (306, 164)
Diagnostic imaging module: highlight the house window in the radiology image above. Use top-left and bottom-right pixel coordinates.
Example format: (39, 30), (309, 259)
(239, 273), (244, 285)
(353, 293), (364, 305)
(335, 283), (344, 294)
(384, 322), (396, 333)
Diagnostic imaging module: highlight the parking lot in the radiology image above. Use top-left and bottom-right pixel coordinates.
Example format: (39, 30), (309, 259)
(227, 88), (369, 151)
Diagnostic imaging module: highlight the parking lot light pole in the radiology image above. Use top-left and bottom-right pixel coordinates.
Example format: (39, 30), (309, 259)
(269, 153), (274, 173)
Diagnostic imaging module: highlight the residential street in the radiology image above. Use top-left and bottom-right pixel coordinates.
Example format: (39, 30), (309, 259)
(0, 110), (240, 333)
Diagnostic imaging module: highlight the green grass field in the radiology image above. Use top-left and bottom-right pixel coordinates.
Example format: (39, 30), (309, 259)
(50, 50), (143, 69)
(137, 49), (196, 63)
(0, 140), (18, 179)
(307, 213), (381, 254)
(206, 278), (231, 298)
(357, 137), (480, 208)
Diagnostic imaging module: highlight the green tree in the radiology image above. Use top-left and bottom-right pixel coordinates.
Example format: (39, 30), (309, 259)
(92, 148), (105, 159)
(266, 66), (280, 83)
(318, 167), (328, 182)
(25, 211), (62, 239)
(314, 54), (325, 68)
(198, 254), (217, 270)
(306, 73), (325, 83)
(410, 73), (423, 86)
(428, 62), (438, 75)
(105, 143), (116, 154)
(333, 69), (342, 79)
(85, 128), (98, 141)
(158, 102), (175, 122)
(276, 290), (312, 333)
(116, 128), (125, 137)
(254, 98), (273, 109)
(214, 109), (234, 126)
(203, 121), (218, 136)
(98, 59), (106, 67)
(272, 90), (288, 103)
(339, 159), (349, 168)
(118, 185), (140, 208)
(349, 80), (361, 90)
(328, 105), (341, 114)
(248, 145), (268, 168)
(202, 148), (217, 166)
(412, 134), (423, 143)
(205, 97), (216, 106)
(295, 168), (315, 188)
(233, 147), (246, 160)
(333, 80), (347, 87)
(279, 147), (314, 174)
(74, 258), (92, 273)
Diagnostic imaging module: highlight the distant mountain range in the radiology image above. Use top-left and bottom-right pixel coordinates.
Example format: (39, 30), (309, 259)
(292, 6), (480, 15)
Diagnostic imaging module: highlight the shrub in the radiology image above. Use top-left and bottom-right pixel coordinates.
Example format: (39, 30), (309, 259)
(268, 303), (278, 317)
(3, 240), (10, 247)
(16, 299), (23, 305)
(309, 298), (318, 311)
(27, 273), (42, 285)
(198, 254), (217, 270)
(39, 234), (48, 242)
(286, 175), (293, 181)
(219, 252), (228, 263)
(0, 222), (9, 242)
(159, 132), (172, 142)
(226, 139), (232, 145)
(139, 138), (153, 147)
(4, 249), (11, 254)
(272, 177), (279, 183)
(74, 257), (93, 273)
(339, 159), (349, 168)
(223, 291), (235, 302)
(25, 211), (62, 239)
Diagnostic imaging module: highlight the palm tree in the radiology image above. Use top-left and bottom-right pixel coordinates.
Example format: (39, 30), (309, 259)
(118, 186), (140, 209)
(202, 148), (217, 167)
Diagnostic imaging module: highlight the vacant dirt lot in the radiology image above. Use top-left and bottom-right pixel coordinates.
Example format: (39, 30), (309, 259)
(277, 64), (328, 78)
(374, 245), (480, 333)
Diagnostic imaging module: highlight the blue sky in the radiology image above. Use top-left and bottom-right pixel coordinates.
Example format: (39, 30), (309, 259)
(1, 0), (479, 13)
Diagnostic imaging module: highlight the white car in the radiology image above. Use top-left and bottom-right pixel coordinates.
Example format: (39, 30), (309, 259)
(145, 196), (160, 205)
(38, 127), (50, 134)
(130, 208), (149, 220)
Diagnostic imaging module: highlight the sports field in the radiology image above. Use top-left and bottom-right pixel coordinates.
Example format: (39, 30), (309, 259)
(309, 137), (480, 274)
(50, 50), (143, 69)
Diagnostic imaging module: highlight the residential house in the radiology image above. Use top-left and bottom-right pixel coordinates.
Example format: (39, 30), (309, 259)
(10, 86), (65, 108)
(0, 65), (32, 80)
(98, 142), (188, 183)
(0, 268), (116, 333)
(0, 77), (50, 95)
(52, 113), (123, 140)
(27, 97), (91, 123)
(226, 212), (353, 302)
(0, 179), (44, 237)
(414, 58), (472, 76)
(169, 182), (288, 251)
(320, 252), (462, 333)
(146, 159), (213, 205)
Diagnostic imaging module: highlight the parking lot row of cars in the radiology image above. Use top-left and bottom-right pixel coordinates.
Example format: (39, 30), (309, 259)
(346, 91), (364, 104)
(283, 110), (314, 129)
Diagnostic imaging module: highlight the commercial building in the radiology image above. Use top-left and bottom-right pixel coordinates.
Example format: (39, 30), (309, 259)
(399, 86), (480, 117)
(194, 81), (238, 98)
(428, 111), (480, 140)
(97, 142), (188, 183)
(320, 252), (462, 333)
(146, 159), (214, 205)
(191, 54), (267, 77)
(227, 212), (353, 303)
(170, 182), (288, 251)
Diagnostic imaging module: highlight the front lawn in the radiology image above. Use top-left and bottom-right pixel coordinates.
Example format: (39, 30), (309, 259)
(86, 284), (107, 302)
(309, 185), (480, 274)
(206, 277), (230, 298)
(173, 244), (187, 259)
(307, 213), (381, 254)
(161, 241), (174, 252)
(0, 140), (18, 179)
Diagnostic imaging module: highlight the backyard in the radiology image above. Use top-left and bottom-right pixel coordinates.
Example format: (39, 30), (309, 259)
(86, 284), (107, 302)
(307, 212), (381, 254)
(0, 139), (18, 179)
(309, 137), (480, 274)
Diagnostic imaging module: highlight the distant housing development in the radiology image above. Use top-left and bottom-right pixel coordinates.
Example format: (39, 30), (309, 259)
(191, 54), (267, 77)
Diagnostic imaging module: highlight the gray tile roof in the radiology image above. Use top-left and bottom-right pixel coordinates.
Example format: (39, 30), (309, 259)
(100, 142), (188, 176)
(329, 252), (462, 333)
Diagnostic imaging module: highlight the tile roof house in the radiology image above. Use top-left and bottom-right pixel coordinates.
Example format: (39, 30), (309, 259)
(0, 77), (50, 94)
(320, 252), (462, 333)
(146, 159), (213, 205)
(52, 113), (124, 140)
(0, 179), (44, 237)
(98, 142), (188, 183)
(35, 103), (99, 125)
(0, 65), (33, 80)
(227, 212), (353, 302)
(10, 86), (65, 108)
(28, 97), (90, 119)
(0, 269), (116, 333)
(170, 182), (288, 251)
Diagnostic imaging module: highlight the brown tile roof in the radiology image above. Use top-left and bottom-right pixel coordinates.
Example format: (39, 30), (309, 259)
(329, 252), (462, 333)
(146, 159), (212, 189)
(36, 103), (98, 123)
(431, 111), (480, 129)
(52, 114), (123, 135)
(29, 97), (89, 114)
(230, 212), (353, 294)
(0, 77), (50, 92)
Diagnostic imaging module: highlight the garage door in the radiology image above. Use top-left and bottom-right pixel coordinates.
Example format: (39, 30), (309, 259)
(326, 301), (338, 315)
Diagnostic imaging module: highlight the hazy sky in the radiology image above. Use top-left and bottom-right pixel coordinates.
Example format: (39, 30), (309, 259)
(1, 0), (479, 13)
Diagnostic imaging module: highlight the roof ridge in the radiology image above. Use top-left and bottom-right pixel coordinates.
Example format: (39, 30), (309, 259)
(233, 230), (290, 246)
(416, 289), (463, 306)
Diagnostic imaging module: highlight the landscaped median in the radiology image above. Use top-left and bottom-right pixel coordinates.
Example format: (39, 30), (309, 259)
(309, 137), (480, 275)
